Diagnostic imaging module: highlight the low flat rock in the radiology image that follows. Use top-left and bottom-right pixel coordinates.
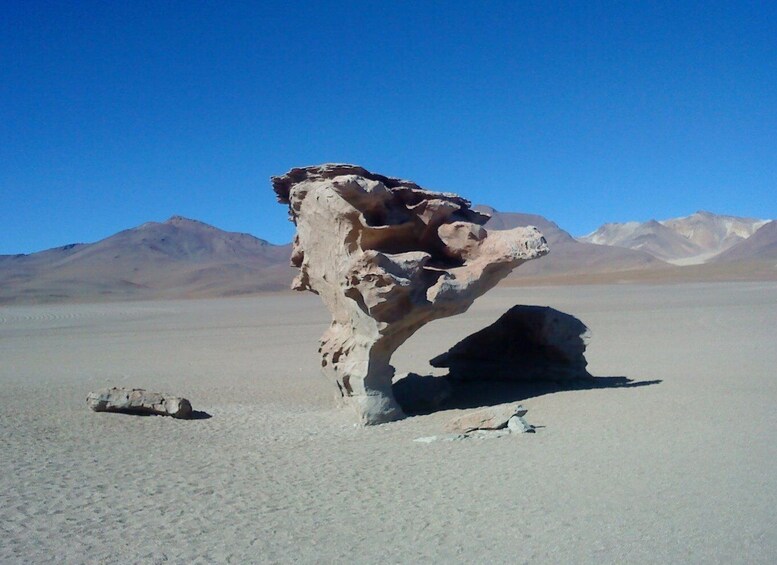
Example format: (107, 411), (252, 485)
(446, 404), (527, 433)
(87, 387), (193, 419)
(431, 305), (591, 383)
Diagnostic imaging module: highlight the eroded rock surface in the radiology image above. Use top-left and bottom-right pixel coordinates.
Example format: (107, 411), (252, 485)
(87, 387), (193, 419)
(431, 305), (591, 383)
(272, 164), (548, 424)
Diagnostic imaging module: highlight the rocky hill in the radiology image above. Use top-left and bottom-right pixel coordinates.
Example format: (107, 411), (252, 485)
(713, 220), (777, 262)
(0, 216), (294, 304)
(478, 206), (666, 277)
(579, 211), (769, 264)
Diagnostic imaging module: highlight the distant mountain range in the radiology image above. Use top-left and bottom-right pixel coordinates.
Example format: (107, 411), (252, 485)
(1, 210), (775, 304)
(579, 211), (770, 265)
(477, 206), (665, 276)
(0, 216), (293, 304)
(713, 220), (777, 262)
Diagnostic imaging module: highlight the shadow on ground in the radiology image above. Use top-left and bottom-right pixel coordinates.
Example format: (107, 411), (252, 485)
(394, 374), (662, 417)
(393, 304), (662, 416)
(94, 409), (213, 420)
(441, 376), (661, 413)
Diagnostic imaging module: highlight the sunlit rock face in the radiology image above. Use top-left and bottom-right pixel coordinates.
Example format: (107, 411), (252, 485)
(272, 164), (549, 424)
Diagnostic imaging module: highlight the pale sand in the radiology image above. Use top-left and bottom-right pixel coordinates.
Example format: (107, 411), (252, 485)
(1, 283), (776, 563)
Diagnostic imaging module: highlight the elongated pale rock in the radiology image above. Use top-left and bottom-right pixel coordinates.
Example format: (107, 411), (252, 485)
(446, 404), (529, 433)
(273, 164), (548, 424)
(87, 387), (192, 419)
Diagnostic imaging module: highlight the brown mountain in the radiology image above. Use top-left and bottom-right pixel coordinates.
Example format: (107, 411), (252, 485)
(712, 221), (777, 263)
(7, 207), (770, 305)
(0, 216), (294, 304)
(579, 211), (769, 264)
(0, 209), (667, 304)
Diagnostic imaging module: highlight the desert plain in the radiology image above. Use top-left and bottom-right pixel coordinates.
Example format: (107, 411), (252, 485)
(1, 280), (775, 564)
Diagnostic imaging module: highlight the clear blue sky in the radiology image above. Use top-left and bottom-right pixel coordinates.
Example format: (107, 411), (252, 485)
(2, 1), (775, 253)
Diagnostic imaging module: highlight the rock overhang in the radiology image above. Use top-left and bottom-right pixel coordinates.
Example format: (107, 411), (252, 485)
(272, 163), (549, 424)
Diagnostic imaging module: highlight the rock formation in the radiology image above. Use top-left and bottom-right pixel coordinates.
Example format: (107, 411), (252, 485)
(272, 164), (549, 424)
(431, 305), (591, 383)
(446, 404), (529, 433)
(392, 372), (453, 415)
(87, 387), (193, 419)
(414, 404), (534, 442)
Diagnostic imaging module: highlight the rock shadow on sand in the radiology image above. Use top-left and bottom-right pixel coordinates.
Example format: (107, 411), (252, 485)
(393, 305), (662, 416)
(394, 373), (661, 416)
(444, 376), (660, 413)
(90, 408), (213, 420)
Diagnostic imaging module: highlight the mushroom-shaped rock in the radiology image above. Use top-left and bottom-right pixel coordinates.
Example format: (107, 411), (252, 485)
(272, 164), (549, 424)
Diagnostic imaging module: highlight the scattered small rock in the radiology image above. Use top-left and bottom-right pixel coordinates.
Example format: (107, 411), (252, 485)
(87, 387), (193, 419)
(446, 404), (528, 433)
(507, 415), (536, 433)
(413, 436), (439, 443)
(413, 404), (536, 443)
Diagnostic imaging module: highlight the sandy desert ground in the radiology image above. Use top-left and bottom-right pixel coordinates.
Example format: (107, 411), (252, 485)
(1, 282), (776, 564)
